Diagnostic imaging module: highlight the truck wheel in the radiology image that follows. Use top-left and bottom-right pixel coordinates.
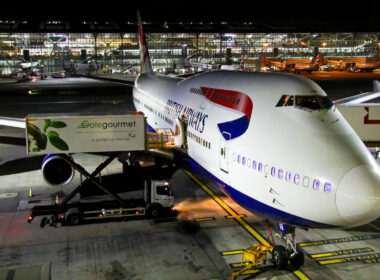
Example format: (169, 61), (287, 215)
(148, 205), (162, 218)
(40, 217), (47, 228)
(272, 245), (289, 269)
(66, 213), (81, 226)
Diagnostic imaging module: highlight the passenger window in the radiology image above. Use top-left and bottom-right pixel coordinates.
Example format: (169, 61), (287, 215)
(278, 169), (283, 179)
(247, 159), (251, 167)
(285, 171), (291, 182)
(294, 174), (300, 185)
(313, 179), (320, 190)
(264, 164), (269, 175)
(233, 153), (236, 161)
(258, 163), (263, 172)
(271, 167), (276, 177)
(237, 155), (241, 164)
(303, 176), (309, 187)
(242, 157), (246, 166)
(324, 182), (332, 193)
(252, 161), (257, 170)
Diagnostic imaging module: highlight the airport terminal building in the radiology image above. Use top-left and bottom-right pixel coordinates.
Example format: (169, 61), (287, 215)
(0, 19), (379, 75)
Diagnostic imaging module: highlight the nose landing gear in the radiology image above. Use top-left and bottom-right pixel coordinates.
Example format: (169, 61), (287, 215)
(273, 223), (305, 269)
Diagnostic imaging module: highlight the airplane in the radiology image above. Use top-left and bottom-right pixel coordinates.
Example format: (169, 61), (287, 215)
(1, 12), (380, 269)
(288, 54), (323, 73)
(353, 54), (380, 72)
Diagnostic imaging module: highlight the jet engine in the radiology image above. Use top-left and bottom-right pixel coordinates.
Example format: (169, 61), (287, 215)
(41, 154), (75, 186)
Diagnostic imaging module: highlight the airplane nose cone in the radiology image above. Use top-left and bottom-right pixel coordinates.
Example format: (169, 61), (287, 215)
(336, 164), (380, 227)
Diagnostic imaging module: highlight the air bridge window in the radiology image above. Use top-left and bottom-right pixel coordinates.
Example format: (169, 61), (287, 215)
(295, 96), (333, 110)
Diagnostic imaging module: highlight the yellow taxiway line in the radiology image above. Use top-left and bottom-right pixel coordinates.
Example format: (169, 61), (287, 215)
(184, 170), (311, 280)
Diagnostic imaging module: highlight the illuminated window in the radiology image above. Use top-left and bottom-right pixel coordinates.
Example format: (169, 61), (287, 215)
(313, 179), (320, 190)
(285, 171), (291, 182)
(324, 182), (332, 193)
(233, 153), (236, 161)
(278, 169), (283, 179)
(271, 167), (276, 177)
(247, 159), (251, 167)
(252, 161), (257, 170)
(258, 163), (263, 172)
(294, 174), (300, 185)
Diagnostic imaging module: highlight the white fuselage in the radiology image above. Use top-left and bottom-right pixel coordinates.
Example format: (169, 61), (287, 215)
(133, 70), (380, 228)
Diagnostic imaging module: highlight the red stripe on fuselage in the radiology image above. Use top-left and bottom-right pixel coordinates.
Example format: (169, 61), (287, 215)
(201, 87), (253, 121)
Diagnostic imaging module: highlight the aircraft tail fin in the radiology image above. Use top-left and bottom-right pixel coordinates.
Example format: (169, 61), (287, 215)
(240, 56), (245, 69)
(137, 11), (153, 74)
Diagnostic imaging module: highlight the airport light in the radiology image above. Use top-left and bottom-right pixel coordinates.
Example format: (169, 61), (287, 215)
(322, 42), (328, 47)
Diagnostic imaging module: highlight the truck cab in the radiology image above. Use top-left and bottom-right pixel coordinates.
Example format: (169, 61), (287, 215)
(145, 179), (174, 217)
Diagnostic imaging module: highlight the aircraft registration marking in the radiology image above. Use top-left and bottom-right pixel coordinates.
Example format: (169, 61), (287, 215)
(299, 234), (380, 247)
(310, 247), (373, 259)
(184, 170), (311, 280)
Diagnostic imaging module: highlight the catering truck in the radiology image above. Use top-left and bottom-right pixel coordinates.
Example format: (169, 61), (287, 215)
(28, 176), (174, 227)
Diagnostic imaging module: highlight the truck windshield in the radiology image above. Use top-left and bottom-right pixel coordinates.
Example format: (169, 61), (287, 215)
(157, 185), (172, 196)
(295, 96), (333, 110)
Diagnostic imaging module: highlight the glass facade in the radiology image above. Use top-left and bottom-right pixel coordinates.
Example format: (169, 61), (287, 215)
(0, 32), (379, 75)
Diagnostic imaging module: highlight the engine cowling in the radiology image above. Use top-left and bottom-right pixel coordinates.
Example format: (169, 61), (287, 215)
(41, 154), (75, 186)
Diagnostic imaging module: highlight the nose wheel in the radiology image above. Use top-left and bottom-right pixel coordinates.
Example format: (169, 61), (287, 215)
(272, 223), (305, 269)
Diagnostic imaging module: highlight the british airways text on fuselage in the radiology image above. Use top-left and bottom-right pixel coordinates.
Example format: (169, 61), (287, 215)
(165, 99), (208, 133)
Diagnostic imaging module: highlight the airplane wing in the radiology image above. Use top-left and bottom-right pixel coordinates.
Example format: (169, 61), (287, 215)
(335, 81), (380, 146)
(334, 81), (380, 105)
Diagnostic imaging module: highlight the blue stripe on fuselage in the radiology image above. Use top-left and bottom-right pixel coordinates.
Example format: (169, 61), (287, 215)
(188, 158), (330, 228)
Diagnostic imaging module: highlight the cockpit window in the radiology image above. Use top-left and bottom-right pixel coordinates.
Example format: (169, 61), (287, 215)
(295, 96), (333, 110)
(276, 95), (333, 110)
(276, 95), (293, 107)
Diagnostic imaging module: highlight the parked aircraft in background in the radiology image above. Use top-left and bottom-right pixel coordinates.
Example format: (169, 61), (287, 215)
(353, 55), (380, 72)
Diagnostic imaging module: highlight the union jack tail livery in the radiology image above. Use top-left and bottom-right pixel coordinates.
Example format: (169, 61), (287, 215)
(137, 11), (153, 74)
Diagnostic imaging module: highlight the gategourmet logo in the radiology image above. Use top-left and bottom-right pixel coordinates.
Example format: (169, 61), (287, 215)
(77, 120), (137, 129)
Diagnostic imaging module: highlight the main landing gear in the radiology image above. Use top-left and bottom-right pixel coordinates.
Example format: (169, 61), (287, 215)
(272, 223), (305, 270)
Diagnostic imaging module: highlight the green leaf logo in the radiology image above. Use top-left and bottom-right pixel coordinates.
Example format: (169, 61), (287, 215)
(27, 119), (69, 152)
(48, 135), (69, 151)
(49, 121), (67, 128)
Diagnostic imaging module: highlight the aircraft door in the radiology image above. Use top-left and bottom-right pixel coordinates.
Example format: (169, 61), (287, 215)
(219, 132), (231, 174)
